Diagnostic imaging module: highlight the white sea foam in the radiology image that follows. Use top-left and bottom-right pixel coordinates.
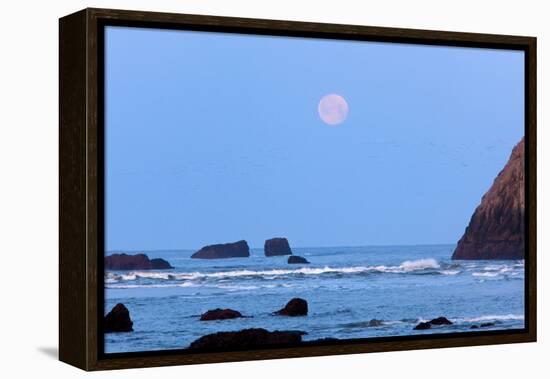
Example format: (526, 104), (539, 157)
(441, 270), (460, 276)
(107, 259), (443, 283)
(107, 283), (190, 289)
(400, 258), (440, 271)
(472, 272), (500, 277)
(463, 314), (524, 323)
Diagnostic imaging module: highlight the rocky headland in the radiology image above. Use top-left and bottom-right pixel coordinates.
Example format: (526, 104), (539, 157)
(452, 138), (525, 260)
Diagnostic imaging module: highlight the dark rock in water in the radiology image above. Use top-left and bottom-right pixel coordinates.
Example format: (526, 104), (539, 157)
(105, 253), (173, 270)
(104, 303), (133, 333)
(149, 258), (173, 269)
(288, 255), (309, 264)
(429, 317), (453, 326)
(274, 298), (308, 316)
(471, 322), (496, 329)
(414, 317), (453, 330)
(452, 138), (525, 260)
(264, 237), (292, 256)
(368, 319), (384, 327)
(414, 322), (432, 330)
(191, 240), (250, 259)
(200, 308), (243, 321)
(189, 328), (304, 349)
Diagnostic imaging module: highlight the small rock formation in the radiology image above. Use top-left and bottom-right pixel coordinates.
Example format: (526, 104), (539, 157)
(200, 308), (243, 321)
(105, 253), (173, 270)
(470, 322), (497, 329)
(452, 138), (525, 260)
(429, 316), (453, 326)
(288, 255), (310, 264)
(413, 317), (453, 330)
(274, 298), (308, 316)
(191, 240), (250, 259)
(413, 322), (432, 330)
(264, 238), (292, 256)
(104, 303), (133, 333)
(149, 258), (173, 269)
(188, 328), (305, 349)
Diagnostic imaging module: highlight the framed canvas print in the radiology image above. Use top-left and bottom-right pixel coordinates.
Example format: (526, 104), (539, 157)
(59, 8), (536, 371)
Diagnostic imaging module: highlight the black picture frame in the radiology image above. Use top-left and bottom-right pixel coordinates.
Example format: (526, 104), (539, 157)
(59, 7), (537, 371)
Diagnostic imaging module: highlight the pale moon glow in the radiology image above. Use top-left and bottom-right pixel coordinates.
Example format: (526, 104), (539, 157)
(318, 94), (349, 125)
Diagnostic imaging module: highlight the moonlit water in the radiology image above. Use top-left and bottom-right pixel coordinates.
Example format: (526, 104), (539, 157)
(104, 245), (525, 353)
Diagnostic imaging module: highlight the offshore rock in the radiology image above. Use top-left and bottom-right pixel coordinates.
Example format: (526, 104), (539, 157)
(265, 237), (293, 256)
(191, 240), (250, 259)
(105, 253), (173, 270)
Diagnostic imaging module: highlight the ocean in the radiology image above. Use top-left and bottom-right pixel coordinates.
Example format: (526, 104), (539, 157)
(104, 245), (525, 353)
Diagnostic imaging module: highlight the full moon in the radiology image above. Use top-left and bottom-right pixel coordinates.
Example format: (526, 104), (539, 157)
(318, 94), (349, 125)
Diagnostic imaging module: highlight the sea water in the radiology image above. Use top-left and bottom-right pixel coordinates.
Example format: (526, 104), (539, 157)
(104, 245), (525, 353)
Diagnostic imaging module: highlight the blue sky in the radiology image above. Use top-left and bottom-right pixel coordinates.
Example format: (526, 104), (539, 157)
(105, 26), (524, 250)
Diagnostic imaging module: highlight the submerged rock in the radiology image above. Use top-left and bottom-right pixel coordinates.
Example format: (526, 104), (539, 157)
(200, 308), (243, 321)
(104, 303), (133, 333)
(189, 328), (305, 349)
(105, 253), (173, 270)
(452, 138), (525, 260)
(274, 298), (308, 316)
(288, 255), (310, 264)
(367, 319), (384, 327)
(264, 238), (292, 256)
(471, 322), (497, 329)
(191, 240), (250, 259)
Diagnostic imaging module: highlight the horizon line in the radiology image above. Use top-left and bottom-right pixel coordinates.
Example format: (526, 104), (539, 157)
(106, 241), (458, 254)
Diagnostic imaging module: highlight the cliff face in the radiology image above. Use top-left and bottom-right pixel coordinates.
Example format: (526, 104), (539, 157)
(452, 138), (525, 260)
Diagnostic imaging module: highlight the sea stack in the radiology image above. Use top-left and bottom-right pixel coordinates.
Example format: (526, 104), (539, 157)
(104, 303), (133, 333)
(452, 138), (525, 260)
(105, 253), (173, 270)
(191, 240), (250, 259)
(264, 237), (292, 257)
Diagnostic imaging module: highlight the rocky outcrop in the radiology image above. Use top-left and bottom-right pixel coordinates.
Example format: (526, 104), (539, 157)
(264, 238), (292, 256)
(188, 328), (305, 349)
(413, 322), (432, 330)
(452, 138), (525, 260)
(105, 253), (173, 270)
(149, 258), (173, 269)
(413, 317), (453, 330)
(104, 303), (133, 333)
(191, 240), (250, 259)
(273, 298), (308, 316)
(200, 308), (243, 321)
(288, 255), (309, 264)
(470, 322), (496, 329)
